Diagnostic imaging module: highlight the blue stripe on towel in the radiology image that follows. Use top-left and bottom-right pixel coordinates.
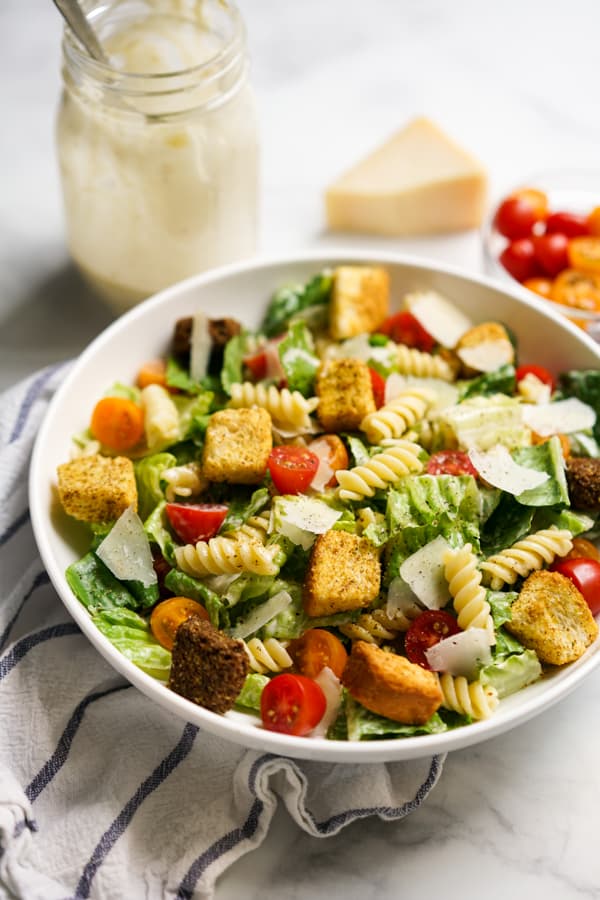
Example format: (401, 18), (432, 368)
(0, 508), (30, 548)
(8, 363), (66, 444)
(175, 753), (275, 898)
(0, 570), (50, 652)
(0, 622), (81, 681)
(73, 722), (199, 900)
(26, 684), (131, 803)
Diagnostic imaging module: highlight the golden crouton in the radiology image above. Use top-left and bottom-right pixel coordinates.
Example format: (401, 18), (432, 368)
(329, 265), (390, 340)
(202, 407), (272, 484)
(56, 454), (137, 523)
(303, 530), (381, 617)
(506, 569), (598, 665)
(455, 322), (514, 377)
(342, 641), (443, 724)
(316, 358), (376, 432)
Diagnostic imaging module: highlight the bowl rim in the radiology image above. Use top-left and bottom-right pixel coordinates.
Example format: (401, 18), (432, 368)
(29, 247), (600, 763)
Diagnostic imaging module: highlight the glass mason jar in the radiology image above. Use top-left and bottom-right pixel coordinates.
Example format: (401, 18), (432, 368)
(56, 0), (259, 313)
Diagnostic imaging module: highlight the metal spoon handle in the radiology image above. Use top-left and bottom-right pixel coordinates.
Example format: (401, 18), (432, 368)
(52, 0), (108, 63)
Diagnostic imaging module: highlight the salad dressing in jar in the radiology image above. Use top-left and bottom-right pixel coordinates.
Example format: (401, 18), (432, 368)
(56, 0), (259, 312)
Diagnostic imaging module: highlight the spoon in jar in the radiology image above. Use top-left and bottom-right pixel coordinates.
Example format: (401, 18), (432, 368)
(52, 0), (109, 64)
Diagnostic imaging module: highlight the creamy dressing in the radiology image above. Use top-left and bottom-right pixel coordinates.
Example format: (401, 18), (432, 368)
(57, 2), (258, 311)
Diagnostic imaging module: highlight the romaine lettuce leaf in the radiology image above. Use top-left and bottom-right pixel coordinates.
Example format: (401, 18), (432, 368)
(512, 436), (569, 507)
(135, 452), (177, 521)
(480, 650), (542, 699)
(92, 608), (172, 680)
(164, 569), (228, 628)
(558, 369), (600, 442)
(277, 321), (320, 396)
(261, 271), (333, 338)
(459, 364), (516, 400)
(480, 493), (534, 556)
(235, 673), (269, 711)
(66, 552), (139, 614)
(345, 696), (448, 741)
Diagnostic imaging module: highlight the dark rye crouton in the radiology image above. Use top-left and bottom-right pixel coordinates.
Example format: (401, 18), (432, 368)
(56, 454), (137, 523)
(168, 617), (249, 714)
(506, 569), (598, 665)
(303, 530), (381, 617)
(316, 358), (376, 432)
(342, 641), (443, 724)
(566, 457), (600, 511)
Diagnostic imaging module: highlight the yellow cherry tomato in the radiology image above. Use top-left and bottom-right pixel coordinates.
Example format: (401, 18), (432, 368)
(551, 268), (600, 312)
(587, 206), (600, 236)
(523, 277), (553, 299)
(567, 236), (600, 274)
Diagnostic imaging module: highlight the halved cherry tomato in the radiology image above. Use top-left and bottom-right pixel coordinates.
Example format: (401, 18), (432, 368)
(404, 610), (462, 669)
(165, 503), (228, 544)
(523, 277), (553, 299)
(260, 673), (326, 735)
(551, 269), (600, 312)
(533, 232), (570, 277)
(268, 446), (319, 494)
(378, 311), (436, 353)
(287, 628), (348, 679)
(587, 206), (600, 237)
(150, 596), (210, 650)
(369, 368), (386, 408)
(426, 450), (478, 478)
(243, 350), (268, 381)
(515, 364), (556, 391)
(549, 558), (600, 616)
(545, 211), (590, 238)
(567, 236), (600, 274)
(90, 396), (145, 452)
(565, 537), (600, 564)
(136, 358), (169, 390)
(499, 238), (541, 282)
(307, 435), (349, 488)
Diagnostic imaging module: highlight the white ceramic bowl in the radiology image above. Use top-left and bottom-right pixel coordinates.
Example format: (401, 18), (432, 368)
(29, 250), (600, 763)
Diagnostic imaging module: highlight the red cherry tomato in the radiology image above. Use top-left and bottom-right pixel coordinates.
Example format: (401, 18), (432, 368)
(549, 558), (600, 616)
(165, 503), (229, 544)
(494, 196), (539, 240)
(545, 211), (590, 239)
(378, 311), (436, 353)
(533, 232), (570, 277)
(369, 368), (386, 408)
(515, 364), (556, 391)
(404, 610), (462, 669)
(267, 446), (319, 494)
(499, 238), (541, 282)
(260, 673), (326, 735)
(426, 450), (479, 478)
(587, 206), (600, 237)
(243, 350), (268, 381)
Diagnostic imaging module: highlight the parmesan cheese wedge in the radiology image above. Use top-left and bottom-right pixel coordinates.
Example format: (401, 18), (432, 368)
(468, 445), (549, 495)
(522, 397), (596, 437)
(325, 117), (488, 236)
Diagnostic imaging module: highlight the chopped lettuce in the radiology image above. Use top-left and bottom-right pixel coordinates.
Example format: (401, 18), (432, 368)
(480, 493), (534, 556)
(220, 487), (270, 534)
(480, 650), (542, 699)
(221, 331), (259, 395)
(144, 501), (177, 566)
(235, 673), (269, 711)
(173, 391), (215, 443)
(558, 369), (600, 442)
(92, 608), (172, 680)
(441, 394), (530, 450)
(277, 321), (320, 396)
(512, 436), (569, 507)
(164, 569), (228, 629)
(135, 452), (177, 521)
(345, 696), (448, 741)
(459, 364), (516, 400)
(262, 271), (333, 338)
(66, 552), (139, 614)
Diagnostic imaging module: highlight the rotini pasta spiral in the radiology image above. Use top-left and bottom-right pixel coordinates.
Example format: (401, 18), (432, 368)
(335, 439), (424, 501)
(480, 526), (573, 590)
(359, 388), (435, 444)
(174, 532), (280, 577)
(243, 637), (293, 674)
(396, 345), (454, 382)
(340, 607), (417, 644)
(223, 511), (271, 542)
(438, 673), (499, 720)
(162, 462), (207, 501)
(443, 543), (494, 638)
(228, 382), (319, 431)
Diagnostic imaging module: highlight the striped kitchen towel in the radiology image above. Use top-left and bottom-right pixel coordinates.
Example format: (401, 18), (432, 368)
(0, 365), (445, 900)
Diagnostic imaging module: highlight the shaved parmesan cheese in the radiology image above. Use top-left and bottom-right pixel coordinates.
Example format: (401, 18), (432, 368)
(385, 577), (423, 619)
(456, 339), (514, 373)
(309, 441), (335, 493)
(522, 397), (596, 437)
(399, 536), (452, 609)
(425, 627), (493, 679)
(96, 505), (157, 587)
(404, 290), (473, 349)
(272, 496), (342, 550)
(468, 445), (548, 494)
(323, 333), (398, 370)
(517, 373), (552, 405)
(230, 590), (292, 639)
(189, 312), (211, 381)
(310, 667), (342, 738)
(264, 340), (286, 382)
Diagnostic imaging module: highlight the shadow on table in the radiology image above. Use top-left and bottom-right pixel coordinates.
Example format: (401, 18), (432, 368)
(0, 261), (116, 368)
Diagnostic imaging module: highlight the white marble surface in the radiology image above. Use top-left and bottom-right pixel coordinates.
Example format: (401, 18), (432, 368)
(4, 0), (600, 897)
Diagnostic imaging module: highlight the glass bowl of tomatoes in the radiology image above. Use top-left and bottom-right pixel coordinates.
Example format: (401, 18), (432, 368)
(481, 169), (600, 341)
